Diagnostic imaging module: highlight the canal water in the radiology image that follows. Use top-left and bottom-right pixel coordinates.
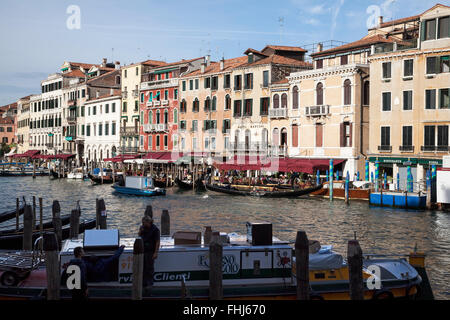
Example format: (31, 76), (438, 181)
(0, 176), (448, 299)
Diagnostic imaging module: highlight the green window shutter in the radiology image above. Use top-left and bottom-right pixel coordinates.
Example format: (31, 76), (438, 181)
(260, 98), (263, 114)
(250, 74), (253, 89)
(420, 21), (426, 41)
(222, 120), (226, 133)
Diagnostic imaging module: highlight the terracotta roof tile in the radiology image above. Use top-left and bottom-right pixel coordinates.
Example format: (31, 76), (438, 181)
(311, 34), (403, 57)
(86, 89), (122, 102)
(262, 45), (307, 53)
(152, 57), (204, 70)
(64, 69), (87, 78)
(182, 56), (248, 77)
(242, 54), (312, 68)
(69, 62), (96, 70)
(142, 59), (168, 67)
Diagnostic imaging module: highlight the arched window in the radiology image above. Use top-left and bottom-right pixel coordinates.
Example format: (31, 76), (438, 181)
(156, 110), (160, 124)
(273, 94), (280, 108)
(272, 128), (279, 146)
(245, 129), (251, 151)
(281, 93), (287, 108)
(292, 86), (299, 109)
(148, 111), (152, 124)
(180, 99), (186, 113)
(343, 79), (351, 105)
(204, 97), (211, 111)
(164, 109), (169, 124)
(316, 82), (323, 105)
(262, 128), (268, 148)
(111, 146), (116, 157)
(115, 75), (121, 85)
(225, 95), (231, 110)
(173, 108), (178, 123)
(363, 81), (370, 106)
(234, 130), (240, 151)
(281, 128), (288, 146)
(212, 96), (217, 111)
(193, 98), (199, 112)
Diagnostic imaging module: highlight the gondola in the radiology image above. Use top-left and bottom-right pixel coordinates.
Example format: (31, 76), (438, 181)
(153, 179), (167, 188)
(88, 173), (115, 184)
(0, 218), (96, 250)
(175, 178), (206, 191)
(0, 214), (71, 236)
(50, 169), (67, 179)
(205, 183), (322, 198)
(0, 204), (25, 224)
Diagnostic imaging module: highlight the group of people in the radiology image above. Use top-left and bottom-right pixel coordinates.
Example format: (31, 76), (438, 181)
(63, 215), (160, 300)
(218, 171), (314, 188)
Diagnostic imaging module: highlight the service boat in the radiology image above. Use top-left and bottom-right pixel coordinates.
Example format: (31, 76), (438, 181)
(0, 223), (430, 300)
(206, 183), (322, 198)
(111, 176), (166, 197)
(67, 168), (86, 180)
(311, 180), (372, 200)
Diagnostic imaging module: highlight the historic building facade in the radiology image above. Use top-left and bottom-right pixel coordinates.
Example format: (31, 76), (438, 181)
(139, 57), (204, 154)
(367, 4), (450, 189)
(16, 96), (31, 153)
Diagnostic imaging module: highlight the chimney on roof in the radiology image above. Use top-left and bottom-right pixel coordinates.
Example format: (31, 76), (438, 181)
(110, 88), (114, 95)
(115, 61), (120, 70)
(201, 62), (206, 73)
(317, 43), (323, 53)
(378, 16), (383, 27)
(102, 58), (107, 67)
(220, 57), (225, 71)
(205, 55), (211, 67)
(248, 52), (254, 64)
(96, 91), (99, 98)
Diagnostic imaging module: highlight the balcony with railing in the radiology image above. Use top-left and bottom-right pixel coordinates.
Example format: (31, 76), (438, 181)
(132, 90), (139, 98)
(269, 108), (287, 118)
(269, 145), (288, 157)
(120, 126), (139, 136)
(421, 145), (450, 152)
(45, 143), (54, 148)
(372, 39), (418, 55)
(140, 77), (179, 90)
(378, 145), (392, 152)
(153, 100), (161, 106)
(161, 100), (169, 106)
(67, 115), (77, 123)
(121, 146), (139, 154)
(143, 123), (168, 132)
(305, 105), (330, 117)
(67, 99), (76, 107)
(228, 142), (269, 154)
(399, 145), (414, 152)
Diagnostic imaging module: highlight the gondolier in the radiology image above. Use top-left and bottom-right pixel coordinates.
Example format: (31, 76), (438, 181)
(138, 216), (160, 289)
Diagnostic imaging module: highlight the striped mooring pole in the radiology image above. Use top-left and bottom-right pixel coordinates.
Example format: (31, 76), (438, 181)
(383, 172), (387, 190)
(316, 170), (320, 186)
(365, 160), (369, 181)
(397, 172), (400, 191)
(426, 170), (431, 190)
(375, 161), (380, 192)
(345, 171), (350, 204)
(329, 159), (334, 202)
(326, 170), (329, 182)
(356, 171), (360, 181)
(407, 165), (413, 192)
(371, 172), (374, 183)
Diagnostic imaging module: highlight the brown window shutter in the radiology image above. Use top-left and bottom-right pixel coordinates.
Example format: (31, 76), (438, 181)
(292, 125), (298, 147)
(349, 122), (353, 147)
(340, 123), (344, 147)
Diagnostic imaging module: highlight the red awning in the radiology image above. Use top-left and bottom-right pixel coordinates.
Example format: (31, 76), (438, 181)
(11, 150), (40, 158)
(215, 157), (346, 173)
(104, 154), (139, 162)
(142, 152), (182, 163)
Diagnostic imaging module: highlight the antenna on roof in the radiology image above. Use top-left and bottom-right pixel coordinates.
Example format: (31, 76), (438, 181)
(278, 16), (285, 44)
(112, 48), (114, 62)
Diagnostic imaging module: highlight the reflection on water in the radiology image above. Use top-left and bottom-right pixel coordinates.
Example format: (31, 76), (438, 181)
(0, 176), (449, 299)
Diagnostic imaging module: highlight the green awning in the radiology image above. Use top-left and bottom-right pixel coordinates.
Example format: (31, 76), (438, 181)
(369, 156), (442, 166)
(154, 67), (178, 74)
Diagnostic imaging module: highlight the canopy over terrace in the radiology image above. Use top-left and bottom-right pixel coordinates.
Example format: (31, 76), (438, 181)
(103, 154), (140, 163)
(31, 154), (76, 161)
(10, 150), (40, 159)
(142, 151), (183, 163)
(214, 157), (346, 174)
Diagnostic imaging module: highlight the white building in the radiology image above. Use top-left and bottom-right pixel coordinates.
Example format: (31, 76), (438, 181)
(84, 90), (121, 167)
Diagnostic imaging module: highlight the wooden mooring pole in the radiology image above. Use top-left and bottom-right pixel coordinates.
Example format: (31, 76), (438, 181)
(15, 197), (20, 231)
(52, 200), (62, 250)
(70, 209), (80, 239)
(39, 197), (43, 251)
(295, 230), (310, 300)
(132, 238), (144, 300)
(32, 196), (36, 231)
(144, 205), (153, 218)
(161, 209), (170, 236)
(347, 239), (364, 300)
(209, 232), (223, 300)
(44, 232), (60, 300)
(23, 205), (33, 251)
(96, 198), (107, 229)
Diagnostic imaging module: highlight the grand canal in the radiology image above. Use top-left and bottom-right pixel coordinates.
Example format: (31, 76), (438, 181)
(0, 176), (448, 299)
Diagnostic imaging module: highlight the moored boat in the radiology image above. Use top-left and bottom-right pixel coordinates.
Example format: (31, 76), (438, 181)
(0, 223), (429, 300)
(311, 180), (372, 200)
(205, 183), (322, 198)
(67, 168), (85, 180)
(111, 176), (165, 197)
(0, 204), (25, 224)
(175, 178), (206, 191)
(369, 191), (427, 209)
(50, 169), (67, 179)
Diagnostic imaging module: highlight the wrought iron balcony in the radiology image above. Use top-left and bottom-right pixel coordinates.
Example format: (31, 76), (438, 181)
(140, 78), (179, 90)
(269, 108), (287, 118)
(421, 145), (436, 152)
(45, 143), (54, 148)
(153, 101), (161, 106)
(437, 145), (450, 152)
(121, 146), (138, 153)
(228, 142), (269, 153)
(143, 123), (168, 132)
(305, 105), (330, 117)
(399, 145), (414, 152)
(120, 126), (139, 136)
(161, 100), (169, 106)
(378, 145), (392, 152)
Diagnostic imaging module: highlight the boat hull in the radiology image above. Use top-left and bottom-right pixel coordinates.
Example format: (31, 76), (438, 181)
(311, 187), (370, 200)
(88, 173), (115, 184)
(205, 183), (322, 198)
(175, 178), (206, 191)
(111, 185), (166, 197)
(0, 205), (25, 224)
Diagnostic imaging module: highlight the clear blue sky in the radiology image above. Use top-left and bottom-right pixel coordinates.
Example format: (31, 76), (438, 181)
(0, 0), (446, 105)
